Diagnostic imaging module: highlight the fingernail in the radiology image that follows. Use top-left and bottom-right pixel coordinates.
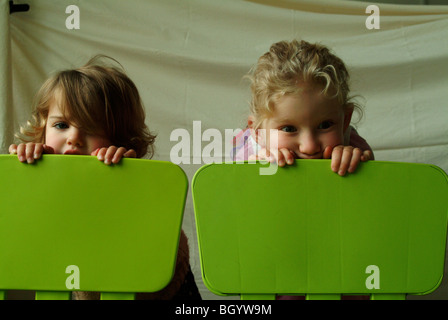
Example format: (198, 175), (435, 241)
(339, 170), (345, 176)
(19, 155), (25, 162)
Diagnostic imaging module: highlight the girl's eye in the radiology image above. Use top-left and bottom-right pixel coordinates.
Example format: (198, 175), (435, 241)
(281, 126), (297, 133)
(53, 122), (69, 130)
(318, 121), (334, 130)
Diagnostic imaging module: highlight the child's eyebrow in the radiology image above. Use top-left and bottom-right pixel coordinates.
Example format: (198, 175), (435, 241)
(274, 116), (295, 124)
(48, 115), (65, 121)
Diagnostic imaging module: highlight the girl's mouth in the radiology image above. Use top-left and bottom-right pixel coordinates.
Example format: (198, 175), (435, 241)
(294, 151), (322, 159)
(63, 149), (82, 155)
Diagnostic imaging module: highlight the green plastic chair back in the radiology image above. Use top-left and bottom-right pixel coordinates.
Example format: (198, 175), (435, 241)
(192, 160), (448, 300)
(0, 155), (188, 300)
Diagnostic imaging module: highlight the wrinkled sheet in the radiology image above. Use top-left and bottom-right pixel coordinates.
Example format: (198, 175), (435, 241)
(1, 0), (448, 299)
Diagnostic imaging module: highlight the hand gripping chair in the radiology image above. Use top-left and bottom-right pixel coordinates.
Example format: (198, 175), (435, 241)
(192, 160), (448, 300)
(0, 155), (187, 300)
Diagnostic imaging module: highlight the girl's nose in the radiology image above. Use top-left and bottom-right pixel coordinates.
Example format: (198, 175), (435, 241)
(298, 133), (321, 156)
(67, 128), (84, 147)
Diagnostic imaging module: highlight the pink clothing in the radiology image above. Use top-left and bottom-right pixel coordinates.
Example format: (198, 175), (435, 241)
(231, 126), (374, 161)
(231, 129), (259, 162)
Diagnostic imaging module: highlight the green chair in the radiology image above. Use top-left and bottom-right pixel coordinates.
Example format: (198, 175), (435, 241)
(192, 160), (448, 300)
(0, 155), (188, 300)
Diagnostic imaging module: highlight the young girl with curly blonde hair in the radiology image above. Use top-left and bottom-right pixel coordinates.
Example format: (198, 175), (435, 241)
(232, 39), (374, 176)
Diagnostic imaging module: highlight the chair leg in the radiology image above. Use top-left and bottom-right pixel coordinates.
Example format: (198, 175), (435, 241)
(305, 294), (341, 300)
(100, 292), (136, 300)
(35, 291), (71, 300)
(241, 294), (276, 300)
(370, 293), (406, 300)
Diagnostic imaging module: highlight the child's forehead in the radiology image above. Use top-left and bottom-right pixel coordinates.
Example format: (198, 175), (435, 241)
(295, 81), (335, 96)
(47, 91), (70, 117)
(277, 90), (342, 110)
(46, 90), (80, 127)
(268, 92), (342, 121)
(49, 85), (87, 117)
(47, 103), (65, 117)
(46, 85), (108, 135)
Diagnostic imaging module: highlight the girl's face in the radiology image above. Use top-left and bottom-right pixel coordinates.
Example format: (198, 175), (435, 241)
(45, 101), (112, 155)
(251, 85), (352, 159)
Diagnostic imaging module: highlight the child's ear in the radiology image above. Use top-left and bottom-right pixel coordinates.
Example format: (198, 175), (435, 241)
(247, 115), (255, 129)
(247, 115), (260, 142)
(343, 106), (354, 133)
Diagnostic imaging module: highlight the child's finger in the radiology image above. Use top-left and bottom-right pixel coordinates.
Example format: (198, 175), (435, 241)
(33, 144), (44, 160)
(330, 145), (343, 173)
(323, 146), (332, 159)
(270, 148), (292, 167)
(16, 143), (26, 162)
(264, 149), (279, 163)
(96, 147), (108, 162)
(338, 147), (355, 176)
(348, 148), (362, 173)
(361, 150), (372, 162)
(257, 148), (273, 163)
(90, 148), (98, 156)
(112, 147), (127, 164)
(104, 146), (118, 165)
(260, 148), (271, 162)
(279, 148), (294, 165)
(9, 144), (18, 154)
(275, 150), (285, 167)
(123, 149), (137, 159)
(25, 143), (36, 163)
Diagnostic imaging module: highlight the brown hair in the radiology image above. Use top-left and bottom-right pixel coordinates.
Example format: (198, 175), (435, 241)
(247, 39), (362, 129)
(18, 55), (155, 158)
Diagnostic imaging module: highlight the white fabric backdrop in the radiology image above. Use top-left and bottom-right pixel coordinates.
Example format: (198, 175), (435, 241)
(1, 0), (448, 299)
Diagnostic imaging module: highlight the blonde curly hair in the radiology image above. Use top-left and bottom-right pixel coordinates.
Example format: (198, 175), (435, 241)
(246, 39), (362, 129)
(17, 55), (156, 158)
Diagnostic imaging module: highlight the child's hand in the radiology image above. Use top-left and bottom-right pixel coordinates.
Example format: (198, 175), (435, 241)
(251, 145), (372, 176)
(324, 145), (372, 176)
(249, 147), (295, 167)
(9, 143), (55, 163)
(91, 146), (137, 165)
